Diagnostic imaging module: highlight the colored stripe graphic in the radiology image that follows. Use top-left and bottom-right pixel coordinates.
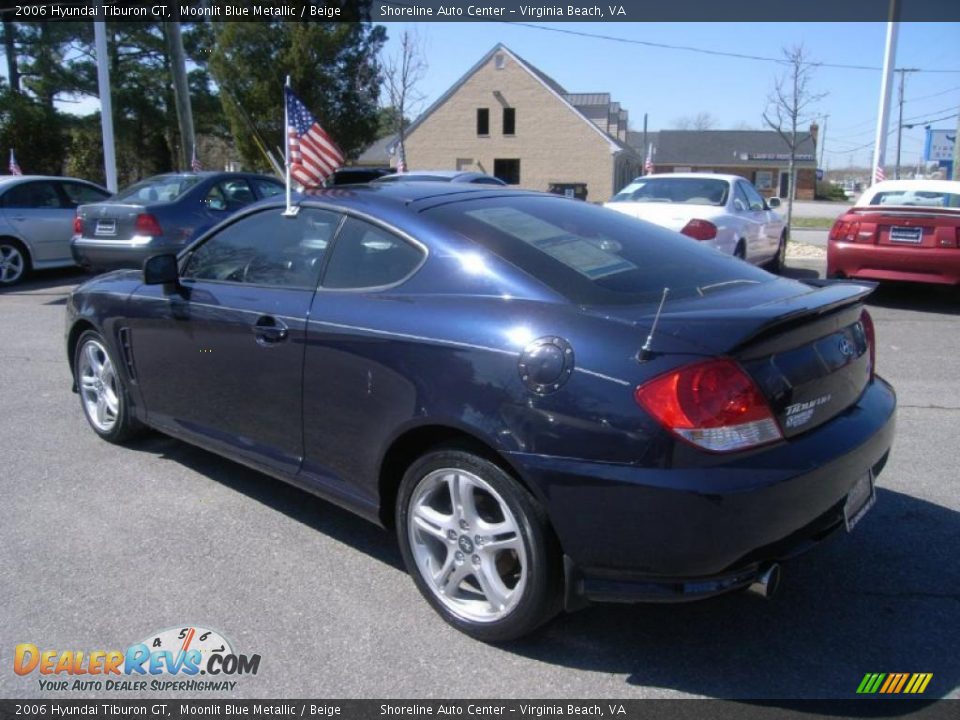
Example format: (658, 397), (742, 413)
(857, 673), (932, 694)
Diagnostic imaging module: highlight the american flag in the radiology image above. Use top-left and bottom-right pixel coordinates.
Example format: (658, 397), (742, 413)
(9, 149), (22, 176)
(285, 87), (343, 188)
(191, 146), (202, 172)
(644, 143), (654, 175)
(396, 141), (407, 173)
(874, 165), (886, 183)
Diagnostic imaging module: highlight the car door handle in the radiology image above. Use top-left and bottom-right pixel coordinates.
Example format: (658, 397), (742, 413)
(252, 316), (288, 345)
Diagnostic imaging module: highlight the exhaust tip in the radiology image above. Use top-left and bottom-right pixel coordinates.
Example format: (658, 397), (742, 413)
(747, 563), (781, 600)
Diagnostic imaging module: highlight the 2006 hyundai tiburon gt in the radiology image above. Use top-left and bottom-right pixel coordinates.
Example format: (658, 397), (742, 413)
(66, 183), (896, 641)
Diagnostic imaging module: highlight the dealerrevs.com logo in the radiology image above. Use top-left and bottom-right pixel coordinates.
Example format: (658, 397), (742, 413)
(14, 626), (260, 693)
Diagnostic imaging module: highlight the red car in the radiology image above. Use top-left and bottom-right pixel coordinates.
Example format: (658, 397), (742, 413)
(827, 179), (960, 285)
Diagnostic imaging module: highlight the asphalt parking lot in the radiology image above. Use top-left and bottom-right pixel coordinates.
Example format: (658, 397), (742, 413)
(1, 258), (958, 701)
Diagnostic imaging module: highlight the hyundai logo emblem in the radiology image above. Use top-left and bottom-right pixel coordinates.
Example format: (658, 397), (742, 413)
(838, 337), (854, 357)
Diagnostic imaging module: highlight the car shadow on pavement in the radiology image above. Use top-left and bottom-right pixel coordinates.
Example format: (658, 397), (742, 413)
(125, 433), (405, 572)
(781, 266), (821, 281)
(0, 267), (90, 294)
(866, 283), (959, 316)
(507, 488), (959, 700)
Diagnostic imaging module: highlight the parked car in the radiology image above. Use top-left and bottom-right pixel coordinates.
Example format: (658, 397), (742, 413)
(67, 183), (895, 641)
(828, 179), (960, 286)
(71, 172), (285, 272)
(0, 175), (110, 286)
(604, 173), (788, 272)
(375, 170), (506, 185)
(325, 167), (392, 186)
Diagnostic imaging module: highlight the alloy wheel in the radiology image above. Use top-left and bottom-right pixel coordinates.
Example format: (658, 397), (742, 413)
(0, 244), (25, 285)
(407, 468), (528, 623)
(77, 339), (120, 433)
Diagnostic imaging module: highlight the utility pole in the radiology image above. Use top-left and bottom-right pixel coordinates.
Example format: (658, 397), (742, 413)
(164, 22), (196, 171)
(871, 1), (899, 186)
(819, 114), (829, 170)
(93, 8), (117, 192)
(641, 113), (648, 174)
(895, 67), (919, 179)
(953, 105), (960, 180)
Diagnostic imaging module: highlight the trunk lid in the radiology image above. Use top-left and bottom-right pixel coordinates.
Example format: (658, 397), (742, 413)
(76, 202), (150, 242)
(604, 202), (708, 232)
(848, 206), (960, 248)
(591, 279), (876, 438)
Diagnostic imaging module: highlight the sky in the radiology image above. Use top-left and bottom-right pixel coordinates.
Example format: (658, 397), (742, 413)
(377, 21), (960, 169)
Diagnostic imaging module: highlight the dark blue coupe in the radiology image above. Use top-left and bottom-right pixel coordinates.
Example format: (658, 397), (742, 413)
(66, 183), (896, 641)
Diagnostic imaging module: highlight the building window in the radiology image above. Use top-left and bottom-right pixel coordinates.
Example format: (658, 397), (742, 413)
(495, 53), (505, 70)
(477, 108), (489, 136)
(754, 171), (774, 190)
(494, 159), (520, 185)
(502, 108), (516, 135)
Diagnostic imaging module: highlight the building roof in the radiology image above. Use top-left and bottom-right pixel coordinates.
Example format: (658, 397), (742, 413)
(627, 130), (816, 166)
(403, 43), (636, 157)
(354, 134), (397, 166)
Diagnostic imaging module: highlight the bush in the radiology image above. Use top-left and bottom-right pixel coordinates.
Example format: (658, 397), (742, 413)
(816, 181), (848, 201)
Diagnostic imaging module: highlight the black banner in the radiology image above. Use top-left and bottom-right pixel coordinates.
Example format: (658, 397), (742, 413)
(2, 0), (960, 23)
(0, 700), (956, 720)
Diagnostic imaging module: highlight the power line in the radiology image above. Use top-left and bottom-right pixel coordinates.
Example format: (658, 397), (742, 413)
(510, 23), (960, 74)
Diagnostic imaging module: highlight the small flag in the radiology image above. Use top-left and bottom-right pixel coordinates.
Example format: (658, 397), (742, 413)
(874, 165), (886, 183)
(9, 149), (22, 176)
(644, 143), (654, 175)
(396, 141), (407, 173)
(191, 146), (202, 173)
(285, 87), (343, 188)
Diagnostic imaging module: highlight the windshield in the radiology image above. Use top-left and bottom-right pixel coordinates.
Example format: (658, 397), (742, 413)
(610, 177), (730, 206)
(426, 195), (772, 305)
(113, 176), (202, 203)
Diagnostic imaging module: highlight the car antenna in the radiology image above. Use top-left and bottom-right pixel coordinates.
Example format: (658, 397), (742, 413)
(638, 287), (669, 363)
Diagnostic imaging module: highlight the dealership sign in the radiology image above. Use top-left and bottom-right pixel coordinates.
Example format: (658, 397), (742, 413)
(924, 129), (956, 162)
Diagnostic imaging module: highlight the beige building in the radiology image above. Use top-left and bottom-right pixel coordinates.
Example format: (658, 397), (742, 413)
(401, 43), (641, 202)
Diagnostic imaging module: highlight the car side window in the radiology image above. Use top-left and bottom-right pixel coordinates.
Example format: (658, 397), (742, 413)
(2, 181), (63, 209)
(252, 178), (284, 198)
(182, 208), (341, 289)
(322, 217), (424, 290)
(60, 182), (109, 208)
(204, 184), (228, 211)
(740, 182), (766, 212)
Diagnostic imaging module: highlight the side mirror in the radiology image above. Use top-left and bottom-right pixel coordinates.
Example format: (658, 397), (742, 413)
(767, 197), (781, 209)
(143, 253), (179, 285)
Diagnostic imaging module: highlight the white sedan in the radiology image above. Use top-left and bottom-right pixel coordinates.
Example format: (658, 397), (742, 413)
(604, 173), (788, 272)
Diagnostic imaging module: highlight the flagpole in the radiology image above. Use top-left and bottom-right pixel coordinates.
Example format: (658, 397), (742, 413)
(284, 76), (293, 215)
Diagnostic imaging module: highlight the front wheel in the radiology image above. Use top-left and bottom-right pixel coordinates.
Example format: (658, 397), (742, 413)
(397, 449), (560, 642)
(0, 239), (29, 286)
(74, 330), (143, 443)
(766, 232), (787, 274)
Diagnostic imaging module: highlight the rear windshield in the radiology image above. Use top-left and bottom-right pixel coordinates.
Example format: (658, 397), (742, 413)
(868, 189), (960, 208)
(114, 176), (202, 203)
(425, 195), (772, 305)
(609, 177), (729, 206)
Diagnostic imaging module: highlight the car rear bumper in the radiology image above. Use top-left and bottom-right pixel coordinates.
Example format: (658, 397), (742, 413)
(507, 376), (896, 604)
(828, 241), (960, 285)
(71, 236), (180, 271)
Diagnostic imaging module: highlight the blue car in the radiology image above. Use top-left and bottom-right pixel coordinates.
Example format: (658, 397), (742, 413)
(65, 183), (896, 641)
(71, 171), (285, 272)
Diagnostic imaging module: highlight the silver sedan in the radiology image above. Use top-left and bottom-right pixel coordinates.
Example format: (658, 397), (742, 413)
(0, 175), (110, 286)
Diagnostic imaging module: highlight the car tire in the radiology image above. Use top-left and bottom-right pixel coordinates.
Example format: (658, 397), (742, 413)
(74, 330), (144, 444)
(766, 232), (787, 274)
(396, 447), (561, 642)
(0, 238), (30, 287)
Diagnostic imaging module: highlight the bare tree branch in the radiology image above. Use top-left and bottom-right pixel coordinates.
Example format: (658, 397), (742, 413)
(382, 30), (427, 171)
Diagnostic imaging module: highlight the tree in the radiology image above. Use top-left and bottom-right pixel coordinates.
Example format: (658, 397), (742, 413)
(762, 44), (827, 235)
(381, 30), (426, 170)
(0, 89), (66, 175)
(672, 112), (716, 131)
(208, 18), (386, 173)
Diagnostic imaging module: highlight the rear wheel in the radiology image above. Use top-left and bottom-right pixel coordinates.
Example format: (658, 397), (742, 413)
(397, 448), (560, 642)
(74, 330), (143, 443)
(0, 238), (29, 286)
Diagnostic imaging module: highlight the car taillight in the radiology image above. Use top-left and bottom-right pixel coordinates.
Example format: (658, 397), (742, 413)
(134, 213), (163, 237)
(73, 215), (82, 235)
(680, 219), (718, 241)
(829, 218), (861, 242)
(634, 358), (783, 453)
(860, 308), (876, 380)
